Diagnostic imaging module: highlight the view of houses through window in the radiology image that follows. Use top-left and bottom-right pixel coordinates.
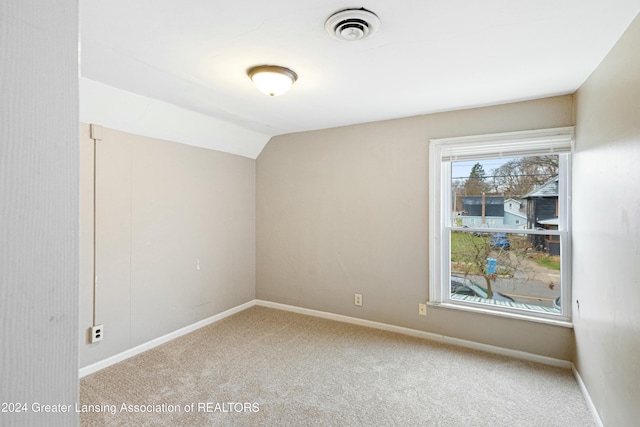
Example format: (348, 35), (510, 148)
(450, 154), (564, 315)
(429, 127), (573, 321)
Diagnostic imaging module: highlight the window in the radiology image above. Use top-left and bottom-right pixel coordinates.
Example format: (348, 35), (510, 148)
(429, 127), (573, 323)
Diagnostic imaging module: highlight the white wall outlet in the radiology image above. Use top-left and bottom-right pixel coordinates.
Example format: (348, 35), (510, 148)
(90, 324), (104, 343)
(354, 293), (363, 307)
(419, 303), (427, 316)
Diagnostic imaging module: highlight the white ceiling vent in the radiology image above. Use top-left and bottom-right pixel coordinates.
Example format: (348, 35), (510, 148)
(324, 8), (381, 42)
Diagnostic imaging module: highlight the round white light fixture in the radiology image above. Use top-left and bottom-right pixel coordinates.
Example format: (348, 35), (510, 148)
(247, 65), (298, 96)
(324, 8), (381, 42)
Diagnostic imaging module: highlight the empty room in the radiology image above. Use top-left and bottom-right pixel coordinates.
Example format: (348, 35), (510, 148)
(2, 1), (640, 426)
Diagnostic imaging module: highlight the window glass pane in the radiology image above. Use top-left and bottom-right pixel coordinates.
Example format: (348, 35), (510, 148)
(451, 155), (560, 233)
(430, 128), (571, 321)
(450, 230), (561, 314)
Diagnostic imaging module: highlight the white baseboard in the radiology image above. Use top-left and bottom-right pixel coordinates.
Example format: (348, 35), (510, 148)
(572, 364), (604, 427)
(79, 300), (256, 378)
(255, 299), (572, 369)
(80, 298), (601, 425)
(81, 298), (572, 377)
(256, 300), (603, 427)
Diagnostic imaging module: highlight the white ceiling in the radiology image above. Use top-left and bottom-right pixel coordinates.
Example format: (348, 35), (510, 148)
(80, 1), (640, 158)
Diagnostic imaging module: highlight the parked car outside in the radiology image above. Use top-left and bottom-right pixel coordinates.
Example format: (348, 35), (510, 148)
(489, 233), (511, 250)
(450, 275), (515, 302)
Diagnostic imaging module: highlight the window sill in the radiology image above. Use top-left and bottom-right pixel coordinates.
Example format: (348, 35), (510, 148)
(426, 301), (573, 328)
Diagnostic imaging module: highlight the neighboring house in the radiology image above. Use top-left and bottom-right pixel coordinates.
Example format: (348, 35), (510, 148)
(503, 198), (527, 229)
(503, 211), (527, 229)
(457, 215), (505, 228)
(462, 195), (504, 217)
(504, 198), (525, 214)
(455, 196), (527, 230)
(523, 177), (560, 255)
(457, 195), (504, 228)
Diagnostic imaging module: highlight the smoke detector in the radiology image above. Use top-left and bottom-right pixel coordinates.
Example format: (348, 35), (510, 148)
(324, 8), (381, 42)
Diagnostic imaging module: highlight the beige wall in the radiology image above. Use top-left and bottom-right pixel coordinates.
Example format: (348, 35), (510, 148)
(257, 96), (575, 360)
(1, 1), (79, 425)
(79, 124), (256, 367)
(573, 12), (640, 427)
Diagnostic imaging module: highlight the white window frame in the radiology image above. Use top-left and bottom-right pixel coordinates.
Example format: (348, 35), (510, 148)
(429, 127), (573, 325)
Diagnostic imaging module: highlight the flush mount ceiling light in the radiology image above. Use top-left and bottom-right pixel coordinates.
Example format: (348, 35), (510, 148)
(247, 65), (298, 97)
(324, 8), (381, 42)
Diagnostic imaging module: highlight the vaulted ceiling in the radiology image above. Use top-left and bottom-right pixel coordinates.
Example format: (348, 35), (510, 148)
(80, 1), (640, 158)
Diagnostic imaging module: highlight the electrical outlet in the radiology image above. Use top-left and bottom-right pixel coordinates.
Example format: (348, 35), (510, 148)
(354, 293), (363, 307)
(419, 303), (427, 316)
(90, 324), (104, 343)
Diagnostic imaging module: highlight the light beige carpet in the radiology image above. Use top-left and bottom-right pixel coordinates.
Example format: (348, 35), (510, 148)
(80, 306), (594, 426)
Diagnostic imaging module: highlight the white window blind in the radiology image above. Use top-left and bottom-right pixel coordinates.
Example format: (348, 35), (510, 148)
(433, 127), (574, 162)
